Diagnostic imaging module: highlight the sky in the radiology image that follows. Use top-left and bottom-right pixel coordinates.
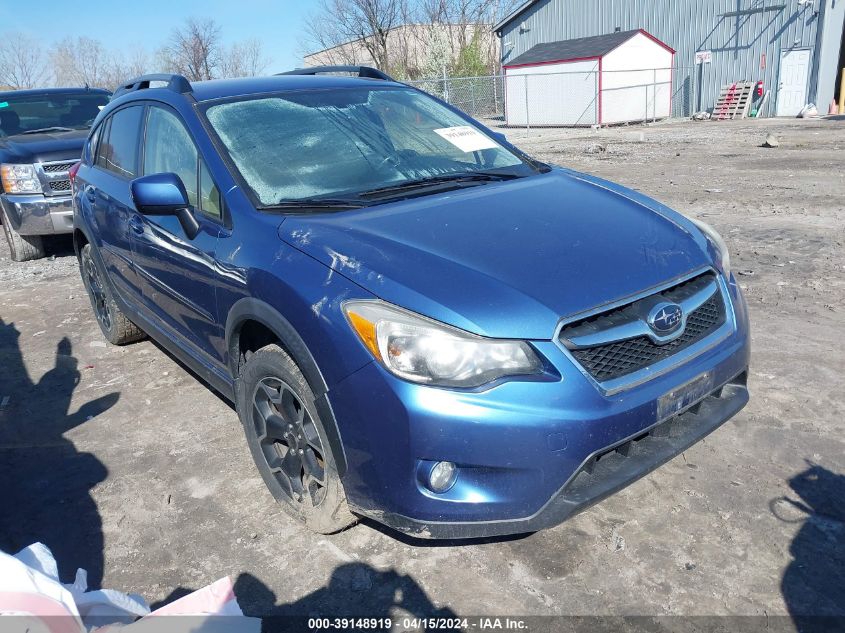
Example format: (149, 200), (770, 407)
(2, 0), (316, 73)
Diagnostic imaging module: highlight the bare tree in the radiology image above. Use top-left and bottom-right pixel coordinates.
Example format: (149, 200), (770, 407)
(0, 32), (47, 89)
(220, 38), (269, 78)
(302, 0), (516, 79)
(303, 0), (405, 72)
(158, 18), (222, 81)
(51, 37), (108, 87)
(49, 37), (150, 90)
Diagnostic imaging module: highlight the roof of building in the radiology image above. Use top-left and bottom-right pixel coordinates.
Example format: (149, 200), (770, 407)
(503, 29), (673, 68)
(494, 0), (542, 33)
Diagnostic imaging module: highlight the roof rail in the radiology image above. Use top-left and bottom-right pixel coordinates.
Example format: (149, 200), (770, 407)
(112, 73), (192, 99)
(277, 66), (395, 81)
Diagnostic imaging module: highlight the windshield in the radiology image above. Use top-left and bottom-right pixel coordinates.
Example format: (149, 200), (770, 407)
(0, 92), (109, 138)
(204, 86), (530, 207)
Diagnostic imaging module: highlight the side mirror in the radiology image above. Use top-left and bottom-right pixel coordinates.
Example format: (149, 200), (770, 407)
(130, 173), (200, 239)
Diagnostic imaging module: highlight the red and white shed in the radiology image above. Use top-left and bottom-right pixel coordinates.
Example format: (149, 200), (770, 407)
(503, 29), (675, 126)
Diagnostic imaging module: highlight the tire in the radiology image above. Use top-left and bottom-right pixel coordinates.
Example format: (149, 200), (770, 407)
(1, 205), (46, 262)
(80, 243), (145, 345)
(236, 344), (357, 534)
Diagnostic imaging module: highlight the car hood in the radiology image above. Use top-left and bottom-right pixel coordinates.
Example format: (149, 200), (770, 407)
(0, 129), (87, 164)
(279, 169), (713, 339)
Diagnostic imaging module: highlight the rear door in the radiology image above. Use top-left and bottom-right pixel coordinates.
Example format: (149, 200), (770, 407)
(129, 103), (227, 364)
(87, 105), (145, 301)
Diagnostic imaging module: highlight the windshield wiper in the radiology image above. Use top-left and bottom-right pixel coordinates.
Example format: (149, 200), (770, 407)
(265, 197), (369, 210)
(358, 171), (523, 199)
(20, 126), (75, 135)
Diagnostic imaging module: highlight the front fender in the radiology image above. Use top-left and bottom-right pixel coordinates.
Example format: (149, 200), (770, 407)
(225, 297), (357, 476)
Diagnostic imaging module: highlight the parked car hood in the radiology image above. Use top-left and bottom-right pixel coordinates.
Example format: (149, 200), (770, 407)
(0, 129), (87, 164)
(279, 168), (713, 339)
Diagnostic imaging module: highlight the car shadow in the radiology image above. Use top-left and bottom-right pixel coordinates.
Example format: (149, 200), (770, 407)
(234, 563), (457, 622)
(0, 318), (119, 587)
(773, 461), (845, 627)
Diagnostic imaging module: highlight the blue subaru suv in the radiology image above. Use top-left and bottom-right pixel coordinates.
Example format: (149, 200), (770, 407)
(72, 68), (749, 538)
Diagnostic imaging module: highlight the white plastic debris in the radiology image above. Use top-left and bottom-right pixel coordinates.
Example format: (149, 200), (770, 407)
(799, 103), (819, 118)
(0, 543), (259, 633)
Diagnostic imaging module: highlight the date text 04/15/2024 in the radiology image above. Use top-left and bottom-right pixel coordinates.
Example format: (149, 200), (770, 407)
(307, 617), (528, 630)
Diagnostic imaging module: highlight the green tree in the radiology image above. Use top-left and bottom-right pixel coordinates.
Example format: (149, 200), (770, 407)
(451, 31), (487, 78)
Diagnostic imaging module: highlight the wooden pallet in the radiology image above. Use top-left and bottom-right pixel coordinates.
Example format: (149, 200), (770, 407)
(714, 82), (754, 120)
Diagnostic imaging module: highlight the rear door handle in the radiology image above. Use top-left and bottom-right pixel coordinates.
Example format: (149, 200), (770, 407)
(84, 186), (96, 203)
(128, 215), (144, 235)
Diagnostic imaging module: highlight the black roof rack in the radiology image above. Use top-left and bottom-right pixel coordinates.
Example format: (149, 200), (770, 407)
(112, 73), (192, 99)
(277, 66), (395, 81)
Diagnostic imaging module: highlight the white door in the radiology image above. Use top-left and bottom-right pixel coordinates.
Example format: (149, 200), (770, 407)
(776, 49), (811, 117)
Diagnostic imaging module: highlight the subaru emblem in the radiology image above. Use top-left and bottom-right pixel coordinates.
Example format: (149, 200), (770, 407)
(648, 302), (684, 334)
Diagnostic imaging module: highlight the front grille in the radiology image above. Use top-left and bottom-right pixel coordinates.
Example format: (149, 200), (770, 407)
(561, 273), (727, 383)
(49, 180), (71, 192)
(41, 161), (75, 173)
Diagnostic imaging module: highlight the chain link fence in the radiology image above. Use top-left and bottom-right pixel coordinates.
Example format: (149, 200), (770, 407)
(408, 66), (698, 127)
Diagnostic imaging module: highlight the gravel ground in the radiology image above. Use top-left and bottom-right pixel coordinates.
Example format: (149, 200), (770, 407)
(0, 117), (843, 626)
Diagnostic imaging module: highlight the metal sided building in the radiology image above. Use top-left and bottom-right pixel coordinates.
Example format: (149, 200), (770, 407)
(503, 29), (675, 126)
(494, 0), (845, 118)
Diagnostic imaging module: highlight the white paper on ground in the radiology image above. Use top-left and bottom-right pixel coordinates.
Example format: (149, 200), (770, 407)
(0, 543), (259, 633)
(0, 543), (86, 633)
(433, 126), (499, 152)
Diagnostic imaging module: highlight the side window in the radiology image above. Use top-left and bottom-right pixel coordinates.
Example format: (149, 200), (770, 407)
(200, 161), (222, 219)
(97, 106), (143, 178)
(95, 117), (111, 170)
(143, 106), (198, 207)
(87, 122), (102, 164)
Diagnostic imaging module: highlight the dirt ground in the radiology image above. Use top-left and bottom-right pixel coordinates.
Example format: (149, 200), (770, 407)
(1, 118), (843, 625)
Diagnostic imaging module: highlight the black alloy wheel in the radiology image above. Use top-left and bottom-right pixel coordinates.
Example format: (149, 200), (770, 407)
(251, 376), (328, 507)
(83, 248), (112, 332)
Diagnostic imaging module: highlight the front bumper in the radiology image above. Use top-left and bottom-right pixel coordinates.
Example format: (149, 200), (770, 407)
(0, 193), (73, 236)
(365, 373), (747, 539)
(328, 275), (751, 539)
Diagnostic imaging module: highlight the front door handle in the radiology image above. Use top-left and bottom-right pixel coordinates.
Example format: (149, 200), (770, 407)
(128, 215), (144, 235)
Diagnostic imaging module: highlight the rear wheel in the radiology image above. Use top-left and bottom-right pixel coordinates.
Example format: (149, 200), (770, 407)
(1, 206), (45, 262)
(236, 344), (356, 534)
(80, 243), (145, 345)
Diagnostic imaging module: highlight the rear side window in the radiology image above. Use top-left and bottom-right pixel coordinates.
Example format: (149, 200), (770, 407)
(97, 106), (143, 178)
(94, 119), (110, 169)
(87, 122), (103, 164)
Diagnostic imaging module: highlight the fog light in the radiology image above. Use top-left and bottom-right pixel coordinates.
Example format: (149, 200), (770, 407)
(428, 461), (457, 493)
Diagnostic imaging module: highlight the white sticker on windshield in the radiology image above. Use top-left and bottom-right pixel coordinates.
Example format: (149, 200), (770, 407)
(433, 126), (499, 152)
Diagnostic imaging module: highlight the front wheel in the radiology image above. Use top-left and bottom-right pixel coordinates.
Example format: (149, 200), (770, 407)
(236, 344), (356, 534)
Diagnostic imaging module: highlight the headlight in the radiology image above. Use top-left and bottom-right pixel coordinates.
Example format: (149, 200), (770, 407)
(1, 164), (41, 194)
(343, 300), (542, 388)
(691, 218), (731, 277)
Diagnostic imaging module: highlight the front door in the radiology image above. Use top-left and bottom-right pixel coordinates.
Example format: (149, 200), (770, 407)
(129, 104), (227, 366)
(776, 49), (811, 117)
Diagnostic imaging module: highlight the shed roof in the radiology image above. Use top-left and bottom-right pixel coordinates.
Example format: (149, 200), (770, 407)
(504, 29), (672, 68)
